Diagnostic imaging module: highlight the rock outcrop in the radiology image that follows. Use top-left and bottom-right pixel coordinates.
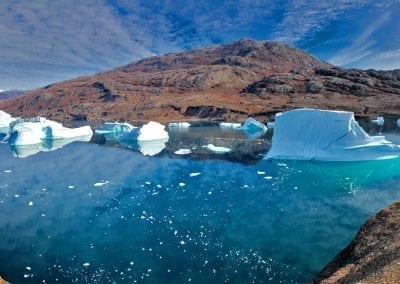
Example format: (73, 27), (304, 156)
(314, 201), (400, 283)
(0, 39), (399, 123)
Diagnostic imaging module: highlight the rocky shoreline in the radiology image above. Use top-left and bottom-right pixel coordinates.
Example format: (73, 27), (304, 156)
(314, 201), (400, 283)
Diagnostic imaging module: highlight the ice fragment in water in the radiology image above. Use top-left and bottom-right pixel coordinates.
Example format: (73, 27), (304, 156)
(203, 144), (231, 154)
(371, 116), (384, 126)
(219, 122), (241, 128)
(189, 172), (201, 177)
(137, 121), (168, 141)
(168, 122), (191, 128)
(174, 149), (192, 155)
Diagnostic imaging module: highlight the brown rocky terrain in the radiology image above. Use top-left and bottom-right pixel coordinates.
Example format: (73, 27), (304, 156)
(0, 39), (399, 123)
(314, 201), (400, 283)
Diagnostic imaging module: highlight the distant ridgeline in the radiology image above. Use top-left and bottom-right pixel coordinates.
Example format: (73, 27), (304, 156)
(0, 90), (26, 100)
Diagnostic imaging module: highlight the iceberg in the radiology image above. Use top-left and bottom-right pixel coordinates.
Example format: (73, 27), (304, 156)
(371, 116), (384, 126)
(237, 117), (268, 139)
(266, 108), (400, 161)
(137, 121), (168, 142)
(168, 122), (191, 128)
(0, 110), (18, 138)
(203, 144), (232, 154)
(219, 122), (241, 128)
(10, 117), (93, 146)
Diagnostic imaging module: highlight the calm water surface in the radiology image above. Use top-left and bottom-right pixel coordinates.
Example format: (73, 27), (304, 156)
(1, 125), (400, 283)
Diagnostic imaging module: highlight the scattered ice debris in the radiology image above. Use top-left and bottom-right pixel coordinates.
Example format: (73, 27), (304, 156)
(10, 117), (93, 146)
(264, 176), (273, 180)
(83, 263), (90, 267)
(3, 170), (11, 173)
(238, 117), (268, 139)
(156, 184), (162, 188)
(14, 195), (19, 198)
(26, 266), (31, 271)
(174, 149), (192, 155)
(145, 182), (151, 185)
(266, 108), (400, 161)
(219, 122), (241, 128)
(137, 121), (168, 142)
(371, 116), (384, 126)
(203, 144), (232, 154)
(68, 185), (74, 189)
(168, 122), (191, 128)
(95, 122), (136, 134)
(94, 181), (108, 187)
(189, 172), (201, 177)
(257, 171), (266, 175)
(179, 183), (186, 187)
(28, 201), (33, 206)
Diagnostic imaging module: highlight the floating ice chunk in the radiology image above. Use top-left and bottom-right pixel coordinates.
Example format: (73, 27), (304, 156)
(264, 176), (273, 180)
(83, 263), (90, 267)
(397, 118), (400, 128)
(95, 122), (136, 134)
(174, 149), (192, 155)
(238, 117), (268, 139)
(94, 181), (108, 187)
(266, 108), (400, 161)
(189, 172), (201, 177)
(179, 182), (186, 187)
(168, 122), (191, 128)
(257, 171), (266, 175)
(137, 121), (169, 142)
(28, 201), (33, 206)
(9, 117), (93, 146)
(219, 122), (241, 128)
(3, 170), (11, 173)
(371, 116), (384, 126)
(203, 144), (231, 154)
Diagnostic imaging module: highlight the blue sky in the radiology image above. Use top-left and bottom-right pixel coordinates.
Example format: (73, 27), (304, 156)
(0, 0), (399, 90)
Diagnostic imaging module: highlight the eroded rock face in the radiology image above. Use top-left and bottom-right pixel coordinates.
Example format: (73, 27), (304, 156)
(0, 276), (8, 284)
(314, 201), (400, 283)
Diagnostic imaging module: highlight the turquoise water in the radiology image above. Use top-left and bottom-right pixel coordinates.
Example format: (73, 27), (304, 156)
(2, 128), (400, 283)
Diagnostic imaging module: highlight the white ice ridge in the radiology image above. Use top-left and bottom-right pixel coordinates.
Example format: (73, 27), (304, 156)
(266, 108), (400, 161)
(10, 117), (93, 146)
(137, 121), (169, 141)
(168, 122), (191, 128)
(203, 144), (232, 154)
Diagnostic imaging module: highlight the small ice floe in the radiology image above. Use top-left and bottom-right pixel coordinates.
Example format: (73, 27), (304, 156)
(264, 176), (273, 180)
(95, 122), (136, 134)
(68, 185), (74, 189)
(94, 181), (108, 187)
(189, 172), (201, 177)
(237, 117), (268, 139)
(203, 144), (231, 154)
(28, 201), (33, 206)
(168, 122), (191, 128)
(156, 184), (162, 188)
(174, 149), (192, 155)
(257, 171), (266, 175)
(3, 170), (11, 173)
(26, 266), (31, 271)
(371, 116), (384, 126)
(83, 263), (90, 267)
(219, 122), (241, 128)
(179, 182), (186, 187)
(137, 121), (168, 141)
(9, 116), (93, 146)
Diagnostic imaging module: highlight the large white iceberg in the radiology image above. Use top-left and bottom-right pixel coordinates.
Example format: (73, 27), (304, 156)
(10, 117), (93, 146)
(266, 108), (400, 161)
(137, 121), (168, 142)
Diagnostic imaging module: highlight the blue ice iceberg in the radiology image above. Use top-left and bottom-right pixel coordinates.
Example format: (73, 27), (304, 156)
(266, 108), (400, 161)
(237, 118), (268, 139)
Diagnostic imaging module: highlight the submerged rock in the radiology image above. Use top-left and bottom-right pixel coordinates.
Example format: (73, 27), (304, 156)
(266, 108), (400, 161)
(314, 201), (400, 283)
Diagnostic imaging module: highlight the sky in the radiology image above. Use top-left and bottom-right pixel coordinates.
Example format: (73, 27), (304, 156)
(0, 0), (399, 90)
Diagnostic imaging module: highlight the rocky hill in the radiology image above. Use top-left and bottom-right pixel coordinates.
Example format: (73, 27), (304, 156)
(0, 39), (399, 123)
(0, 89), (26, 100)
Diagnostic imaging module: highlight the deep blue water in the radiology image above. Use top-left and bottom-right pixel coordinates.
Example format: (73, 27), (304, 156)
(2, 127), (400, 283)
